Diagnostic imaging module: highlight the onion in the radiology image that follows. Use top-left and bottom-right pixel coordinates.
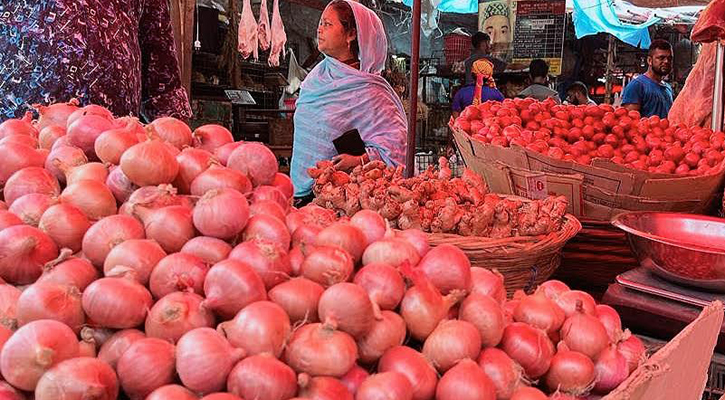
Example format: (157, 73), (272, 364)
(536, 280), (570, 300)
(301, 245), (354, 288)
(470, 268), (506, 304)
(353, 263), (405, 311)
(176, 328), (245, 394)
(416, 244), (471, 294)
(510, 387), (548, 400)
(250, 200), (287, 222)
(134, 205), (194, 253)
(593, 345), (629, 393)
(147, 385), (199, 400)
(292, 224), (323, 250)
(500, 323), (555, 379)
(378, 346), (437, 400)
(229, 239), (291, 290)
(0, 379), (24, 400)
(202, 258), (266, 319)
(34, 100), (80, 130)
(357, 310), (406, 364)
(67, 114), (116, 158)
(348, 210), (386, 246)
(149, 117), (192, 149)
(38, 203), (91, 252)
(268, 277), (324, 324)
(459, 293), (505, 347)
(37, 250), (98, 290)
(555, 290), (597, 317)
(193, 188), (250, 240)
(0, 134), (38, 148)
(191, 164), (253, 196)
(120, 140), (180, 187)
(545, 346), (595, 395)
(286, 205), (336, 234)
(9, 193), (57, 226)
(0, 112), (37, 138)
(82, 276), (153, 329)
(202, 394), (243, 400)
(252, 185), (289, 209)
(97, 329), (146, 370)
(362, 237), (420, 268)
(422, 319), (481, 373)
(340, 364), (369, 396)
(318, 282), (376, 339)
(78, 337), (97, 358)
(284, 322), (358, 377)
(513, 292), (566, 337)
(124, 184), (191, 211)
(94, 123), (140, 165)
(227, 354), (297, 400)
(0, 225), (59, 284)
(4, 167), (60, 206)
(145, 292), (215, 344)
(51, 135), (73, 151)
(314, 222), (366, 263)
(596, 304), (623, 343)
(60, 179), (117, 220)
(214, 142), (243, 165)
(117, 338), (176, 400)
(0, 143), (46, 186)
(272, 172), (294, 199)
(0, 201), (5, 210)
(174, 148), (215, 194)
(34, 357), (118, 400)
(45, 145), (87, 183)
(66, 105), (114, 126)
(39, 125), (66, 150)
(0, 284), (21, 330)
(106, 166), (138, 203)
(617, 330), (646, 373)
(289, 246), (305, 276)
(81, 214), (145, 267)
(561, 301), (609, 359)
(150, 253), (209, 299)
(181, 236), (232, 264)
(79, 326), (114, 352)
(219, 301), (290, 358)
(59, 161), (108, 186)
(103, 239), (166, 285)
(0, 211), (22, 231)
(243, 214), (291, 250)
(16, 282), (84, 333)
(436, 359), (496, 400)
(227, 142), (278, 186)
(297, 374), (353, 400)
(193, 124), (234, 152)
(399, 264), (465, 341)
(357, 372), (413, 400)
(0, 319), (79, 391)
(395, 229), (430, 258)
(477, 348), (526, 400)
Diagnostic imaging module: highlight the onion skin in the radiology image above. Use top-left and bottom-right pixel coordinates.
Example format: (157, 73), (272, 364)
(67, 114), (116, 158)
(423, 319), (482, 373)
(555, 290), (597, 317)
(0, 143), (46, 187)
(272, 172), (294, 199)
(173, 148), (215, 194)
(202, 394), (244, 400)
(103, 239), (167, 285)
(16, 282), (84, 333)
(193, 188), (250, 240)
(81, 214), (146, 267)
(176, 328), (245, 395)
(513, 292), (566, 337)
(38, 203), (91, 253)
(0, 210), (22, 231)
(94, 125), (139, 165)
(318, 282), (376, 340)
(545, 348), (595, 395)
(60, 179), (117, 220)
(362, 238), (421, 268)
(106, 166), (138, 204)
(34, 357), (119, 400)
(97, 329), (146, 370)
(250, 200), (287, 222)
(192, 124), (234, 153)
(596, 304), (623, 343)
(617, 331), (646, 373)
(229, 239), (291, 290)
(378, 346), (437, 400)
(314, 222), (367, 263)
(252, 185), (289, 211)
(82, 276), (153, 329)
(62, 162), (109, 186)
(268, 277), (324, 324)
(350, 209), (387, 246)
(340, 364), (370, 396)
(353, 263), (405, 311)
(4, 166), (60, 206)
(284, 323), (358, 377)
(510, 387), (548, 400)
(145, 292), (216, 344)
(459, 293), (505, 348)
(134, 205), (195, 254)
(0, 225), (59, 285)
(34, 100), (79, 131)
(214, 142), (243, 166)
(357, 310), (407, 364)
(500, 323), (555, 379)
(470, 268), (506, 304)
(120, 140), (180, 187)
(227, 354), (297, 400)
(181, 236), (233, 264)
(301, 246), (354, 288)
(202, 259), (267, 320)
(561, 303), (610, 359)
(227, 142), (279, 187)
(297, 374), (353, 400)
(0, 379), (25, 400)
(190, 165), (252, 196)
(117, 338), (176, 400)
(477, 348), (525, 400)
(149, 253), (210, 299)
(37, 252), (99, 291)
(9, 193), (57, 226)
(149, 117), (193, 149)
(219, 301), (290, 358)
(243, 214), (291, 250)
(436, 359), (497, 400)
(396, 229), (430, 258)
(357, 372), (414, 400)
(147, 385), (199, 400)
(416, 244), (472, 294)
(45, 145), (87, 184)
(0, 284), (21, 330)
(593, 345), (629, 393)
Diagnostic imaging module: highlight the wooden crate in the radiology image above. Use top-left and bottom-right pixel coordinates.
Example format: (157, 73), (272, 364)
(269, 118), (294, 146)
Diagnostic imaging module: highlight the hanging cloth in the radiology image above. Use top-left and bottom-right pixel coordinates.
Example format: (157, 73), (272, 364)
(573, 0), (660, 48)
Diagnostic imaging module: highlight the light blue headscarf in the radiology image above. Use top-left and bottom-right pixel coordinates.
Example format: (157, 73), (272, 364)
(291, 0), (408, 197)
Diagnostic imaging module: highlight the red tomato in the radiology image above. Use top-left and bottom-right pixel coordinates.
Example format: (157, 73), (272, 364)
(602, 113), (616, 128)
(631, 159), (647, 170)
(675, 164), (690, 175)
(648, 150), (664, 167)
(489, 137), (507, 146)
(611, 125), (625, 138)
(659, 119), (670, 130)
(697, 164), (711, 175)
(664, 146), (685, 163)
(621, 144), (635, 154)
(525, 121), (540, 131)
(645, 135), (662, 150)
(598, 144), (615, 158)
(618, 116), (633, 130)
(555, 111), (569, 121)
(534, 131), (550, 141)
(571, 141), (589, 156)
(663, 135), (675, 143)
(473, 134), (488, 143)
(563, 153), (576, 161)
(585, 104), (600, 117)
(592, 133), (607, 145)
(510, 138), (527, 147)
(593, 121), (607, 133)
(572, 118), (585, 129)
(603, 134), (618, 147)
(584, 116), (595, 126)
(586, 141), (597, 151)
(612, 156), (625, 164)
(495, 108), (509, 117)
(675, 128), (691, 142)
(684, 152), (700, 168)
(706, 150), (724, 166)
(577, 155), (592, 165)
(614, 108), (628, 117)
(567, 128), (583, 143)
(582, 126), (595, 140)
(627, 110), (641, 120)
(520, 110), (533, 122)
(502, 125), (521, 138)
(692, 141), (710, 155)
(548, 147), (565, 159)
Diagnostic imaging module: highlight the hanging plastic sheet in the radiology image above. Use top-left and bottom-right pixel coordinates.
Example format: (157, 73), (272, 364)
(572, 0), (660, 48)
(402, 0), (477, 15)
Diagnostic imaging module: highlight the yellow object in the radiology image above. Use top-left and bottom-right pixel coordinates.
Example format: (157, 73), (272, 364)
(472, 58), (496, 106)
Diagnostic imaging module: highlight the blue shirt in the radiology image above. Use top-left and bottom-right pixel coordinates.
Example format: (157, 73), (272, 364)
(452, 85), (505, 112)
(621, 75), (674, 119)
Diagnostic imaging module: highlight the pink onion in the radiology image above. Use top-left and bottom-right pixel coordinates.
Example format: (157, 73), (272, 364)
(67, 114), (116, 158)
(362, 237), (420, 268)
(37, 250), (98, 290)
(561, 301), (609, 359)
(617, 330), (646, 373)
(500, 323), (555, 379)
(470, 268), (506, 305)
(106, 166), (138, 203)
(81, 214), (145, 267)
(145, 292), (215, 344)
(0, 211), (22, 231)
(3, 167), (60, 206)
(0, 319), (79, 391)
(51, 135), (73, 151)
(315, 222), (366, 263)
(0, 225), (59, 284)
(284, 322), (358, 377)
(596, 304), (623, 343)
(16, 282), (84, 333)
(357, 372), (413, 400)
(191, 164), (253, 196)
(0, 201), (5, 210)
(268, 277), (324, 324)
(149, 117), (192, 149)
(214, 142), (243, 166)
(94, 123), (140, 165)
(133, 205), (194, 253)
(341, 364), (369, 396)
(38, 203), (90, 252)
(252, 185), (289, 211)
(348, 210), (386, 246)
(176, 328), (245, 394)
(39, 125), (66, 150)
(353, 263), (404, 311)
(34, 100), (80, 130)
(120, 140), (180, 186)
(378, 346), (437, 400)
(193, 124), (234, 153)
(593, 345), (629, 393)
(459, 293), (505, 347)
(357, 310), (406, 364)
(0, 112), (37, 138)
(202, 394), (243, 400)
(272, 173), (294, 199)
(243, 214), (291, 250)
(0, 143), (46, 186)
(117, 338), (176, 400)
(289, 246), (305, 276)
(0, 134), (37, 148)
(318, 282), (376, 339)
(218, 301), (290, 358)
(202, 259), (267, 320)
(66, 105), (114, 126)
(555, 290), (597, 317)
(300, 245), (354, 288)
(227, 142), (278, 187)
(286, 205), (335, 234)
(180, 236), (232, 264)
(9, 193), (57, 226)
(229, 239), (291, 290)
(174, 148), (215, 194)
(250, 200), (287, 222)
(60, 161), (108, 186)
(477, 348), (526, 400)
(60, 179), (117, 220)
(193, 188), (249, 240)
(82, 276), (153, 329)
(416, 244), (471, 294)
(0, 379), (24, 400)
(297, 374), (353, 400)
(97, 329), (146, 370)
(124, 184), (191, 211)
(103, 239), (166, 285)
(292, 224), (323, 249)
(536, 280), (570, 300)
(149, 252), (209, 299)
(0, 284), (21, 330)
(514, 292), (566, 337)
(34, 357), (118, 400)
(423, 319), (481, 373)
(45, 145), (87, 183)
(511, 387), (548, 400)
(147, 385), (199, 400)
(227, 354), (297, 400)
(545, 346), (595, 395)
(436, 359), (496, 400)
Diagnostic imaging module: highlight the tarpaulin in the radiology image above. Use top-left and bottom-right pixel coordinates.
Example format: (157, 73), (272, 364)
(403, 0), (477, 15)
(573, 0), (660, 48)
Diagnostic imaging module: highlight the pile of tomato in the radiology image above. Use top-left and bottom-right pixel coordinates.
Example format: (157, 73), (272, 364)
(452, 98), (725, 176)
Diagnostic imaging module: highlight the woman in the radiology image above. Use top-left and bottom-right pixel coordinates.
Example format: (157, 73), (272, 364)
(452, 58), (504, 118)
(291, 0), (408, 205)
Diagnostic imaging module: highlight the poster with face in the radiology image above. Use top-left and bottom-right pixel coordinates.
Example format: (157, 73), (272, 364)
(478, 0), (516, 61)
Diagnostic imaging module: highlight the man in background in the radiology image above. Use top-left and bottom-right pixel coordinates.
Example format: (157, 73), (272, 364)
(464, 32), (507, 85)
(565, 81), (596, 106)
(621, 39), (674, 118)
(453, 58), (505, 118)
(518, 59), (561, 103)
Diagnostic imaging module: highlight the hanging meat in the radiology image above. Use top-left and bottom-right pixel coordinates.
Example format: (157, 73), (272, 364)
(238, 0), (259, 60)
(268, 0), (287, 66)
(258, 0), (271, 51)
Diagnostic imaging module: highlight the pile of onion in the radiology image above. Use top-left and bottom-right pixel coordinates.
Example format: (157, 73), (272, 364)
(227, 142), (278, 187)
(149, 253), (210, 299)
(176, 328), (245, 394)
(284, 323), (358, 377)
(120, 140), (179, 187)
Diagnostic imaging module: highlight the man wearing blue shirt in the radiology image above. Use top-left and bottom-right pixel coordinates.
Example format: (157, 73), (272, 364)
(622, 39), (674, 119)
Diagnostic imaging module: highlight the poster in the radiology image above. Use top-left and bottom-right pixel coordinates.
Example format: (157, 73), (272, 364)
(478, 0), (517, 62)
(511, 0), (566, 75)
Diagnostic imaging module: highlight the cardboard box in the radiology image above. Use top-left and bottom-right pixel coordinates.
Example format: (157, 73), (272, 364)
(453, 130), (725, 220)
(604, 301), (723, 399)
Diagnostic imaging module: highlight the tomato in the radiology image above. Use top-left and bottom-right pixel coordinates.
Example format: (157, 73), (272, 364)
(614, 108), (628, 117)
(620, 144), (635, 154)
(455, 119), (471, 133)
(470, 120), (484, 132)
(663, 135), (675, 143)
(572, 118), (585, 129)
(571, 141), (589, 156)
(526, 121), (540, 131)
(691, 141), (710, 155)
(563, 153), (576, 162)
(602, 113), (616, 128)
(520, 110), (533, 122)
(664, 146), (686, 163)
(491, 137), (508, 146)
(567, 128), (582, 143)
(555, 111), (569, 122)
(598, 144), (615, 158)
(534, 131), (550, 141)
(584, 116), (595, 126)
(521, 130), (534, 143)
(659, 119), (670, 130)
(503, 125), (522, 138)
(577, 155), (592, 165)
(602, 134), (618, 147)
(611, 125), (625, 139)
(534, 113), (546, 123)
(684, 152), (700, 168)
(675, 128), (690, 142)
(600, 104), (615, 114)
(697, 164), (712, 175)
(495, 108), (509, 118)
(582, 126), (595, 140)
(631, 160), (647, 170)
(548, 147), (565, 160)
(585, 104), (600, 117)
(612, 156), (625, 164)
(675, 164), (690, 175)
(627, 110), (641, 120)
(698, 157), (712, 168)
(592, 133), (606, 145)
(510, 138), (527, 147)
(706, 149), (724, 166)
(645, 135), (662, 150)
(655, 161), (676, 174)
(543, 119), (557, 131)
(593, 121), (607, 133)
(632, 136), (647, 153)
(648, 150), (664, 167)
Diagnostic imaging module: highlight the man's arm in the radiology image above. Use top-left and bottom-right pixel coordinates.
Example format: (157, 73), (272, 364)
(623, 103), (641, 111)
(620, 80), (642, 112)
(139, 0), (193, 121)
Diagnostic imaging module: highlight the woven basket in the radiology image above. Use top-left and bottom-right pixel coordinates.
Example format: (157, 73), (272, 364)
(426, 213), (582, 296)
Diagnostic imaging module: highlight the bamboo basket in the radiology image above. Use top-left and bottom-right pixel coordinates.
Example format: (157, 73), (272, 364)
(425, 213), (582, 296)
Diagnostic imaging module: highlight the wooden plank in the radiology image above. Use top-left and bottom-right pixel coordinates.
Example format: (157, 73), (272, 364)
(169, 0), (195, 99)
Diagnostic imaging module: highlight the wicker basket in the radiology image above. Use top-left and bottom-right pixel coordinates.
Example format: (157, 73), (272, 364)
(425, 213), (582, 296)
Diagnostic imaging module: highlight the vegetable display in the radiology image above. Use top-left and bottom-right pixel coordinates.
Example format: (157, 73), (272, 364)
(0, 101), (647, 399)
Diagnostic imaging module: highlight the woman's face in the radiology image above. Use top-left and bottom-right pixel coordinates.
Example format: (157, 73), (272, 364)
(484, 15), (511, 46)
(317, 7), (356, 60)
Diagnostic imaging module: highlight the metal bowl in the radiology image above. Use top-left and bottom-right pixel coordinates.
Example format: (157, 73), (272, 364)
(611, 211), (725, 292)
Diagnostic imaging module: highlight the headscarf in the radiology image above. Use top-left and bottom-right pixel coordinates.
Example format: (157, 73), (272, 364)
(472, 58), (496, 106)
(290, 0), (408, 197)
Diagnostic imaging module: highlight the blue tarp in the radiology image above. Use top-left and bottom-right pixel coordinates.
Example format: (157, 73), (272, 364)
(402, 0), (478, 15)
(573, 0), (660, 48)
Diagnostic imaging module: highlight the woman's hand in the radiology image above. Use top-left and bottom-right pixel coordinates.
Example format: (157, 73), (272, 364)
(332, 153), (364, 171)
